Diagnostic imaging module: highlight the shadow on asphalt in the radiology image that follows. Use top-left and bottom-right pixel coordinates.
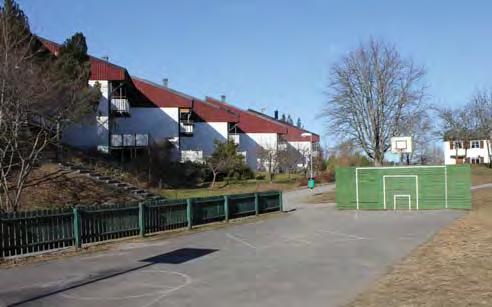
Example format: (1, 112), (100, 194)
(141, 248), (218, 264)
(8, 248), (218, 307)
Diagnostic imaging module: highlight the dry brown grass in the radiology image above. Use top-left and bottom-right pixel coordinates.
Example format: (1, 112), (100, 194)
(155, 178), (301, 199)
(19, 163), (138, 210)
(350, 186), (492, 306)
(471, 165), (492, 186)
(304, 190), (336, 204)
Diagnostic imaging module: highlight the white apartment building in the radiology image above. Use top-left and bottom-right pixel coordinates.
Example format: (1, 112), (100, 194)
(443, 139), (491, 165)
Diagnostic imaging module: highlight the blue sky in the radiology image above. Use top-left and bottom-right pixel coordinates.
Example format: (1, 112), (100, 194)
(19, 0), (492, 147)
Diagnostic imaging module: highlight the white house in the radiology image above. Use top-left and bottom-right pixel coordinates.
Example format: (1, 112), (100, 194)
(247, 109), (320, 169)
(38, 37), (322, 171)
(179, 99), (240, 162)
(205, 97), (288, 170)
(40, 38), (238, 162)
(111, 78), (241, 162)
(443, 139), (491, 165)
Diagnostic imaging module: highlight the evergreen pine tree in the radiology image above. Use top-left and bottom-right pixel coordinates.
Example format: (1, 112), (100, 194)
(287, 114), (293, 125)
(296, 117), (302, 128)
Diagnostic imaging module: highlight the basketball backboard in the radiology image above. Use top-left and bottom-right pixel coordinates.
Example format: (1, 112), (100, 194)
(391, 136), (412, 154)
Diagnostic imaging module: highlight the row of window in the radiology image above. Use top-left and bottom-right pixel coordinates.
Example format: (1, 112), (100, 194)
(450, 140), (484, 149)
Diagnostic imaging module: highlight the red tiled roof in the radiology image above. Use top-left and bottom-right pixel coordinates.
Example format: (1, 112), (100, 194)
(193, 99), (239, 123)
(206, 97), (287, 134)
(283, 126), (320, 143)
(247, 109), (320, 142)
(38, 37), (127, 81)
(132, 78), (238, 122)
(131, 77), (192, 108)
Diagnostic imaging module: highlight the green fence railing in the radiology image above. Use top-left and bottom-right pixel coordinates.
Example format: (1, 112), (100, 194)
(0, 191), (283, 258)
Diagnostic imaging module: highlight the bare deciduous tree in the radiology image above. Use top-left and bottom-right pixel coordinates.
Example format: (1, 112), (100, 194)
(256, 143), (279, 182)
(399, 107), (435, 164)
(0, 0), (100, 212)
(436, 107), (471, 164)
(277, 144), (301, 177)
(322, 38), (426, 166)
(469, 89), (492, 166)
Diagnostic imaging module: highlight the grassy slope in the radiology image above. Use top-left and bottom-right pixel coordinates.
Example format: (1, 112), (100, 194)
(19, 163), (138, 210)
(17, 166), (304, 209)
(154, 173), (304, 199)
(350, 166), (492, 306)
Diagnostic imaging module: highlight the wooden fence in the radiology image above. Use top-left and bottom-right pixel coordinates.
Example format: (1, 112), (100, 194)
(0, 191), (283, 257)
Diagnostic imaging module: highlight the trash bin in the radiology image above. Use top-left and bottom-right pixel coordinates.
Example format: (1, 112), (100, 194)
(308, 178), (315, 189)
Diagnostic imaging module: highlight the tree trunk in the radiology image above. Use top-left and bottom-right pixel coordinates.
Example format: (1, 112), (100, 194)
(374, 152), (384, 166)
(455, 144), (458, 165)
(488, 139), (492, 168)
(210, 171), (217, 189)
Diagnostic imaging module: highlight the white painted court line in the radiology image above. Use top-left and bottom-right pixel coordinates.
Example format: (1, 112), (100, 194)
(280, 236), (313, 245)
(393, 194), (411, 211)
(225, 233), (257, 249)
(383, 175), (418, 210)
(355, 166), (449, 210)
(60, 270), (192, 302)
(317, 229), (367, 240)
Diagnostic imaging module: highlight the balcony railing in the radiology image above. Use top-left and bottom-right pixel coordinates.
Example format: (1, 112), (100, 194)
(180, 120), (194, 136)
(181, 150), (203, 163)
(111, 97), (130, 114)
(110, 133), (149, 148)
(228, 134), (240, 145)
(278, 142), (288, 151)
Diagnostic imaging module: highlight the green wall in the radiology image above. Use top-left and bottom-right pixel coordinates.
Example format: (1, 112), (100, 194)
(336, 165), (471, 210)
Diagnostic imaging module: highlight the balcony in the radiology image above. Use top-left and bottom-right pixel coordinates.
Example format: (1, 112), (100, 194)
(111, 133), (149, 148)
(111, 97), (130, 115)
(228, 133), (240, 145)
(180, 120), (194, 136)
(278, 142), (288, 151)
(181, 150), (203, 163)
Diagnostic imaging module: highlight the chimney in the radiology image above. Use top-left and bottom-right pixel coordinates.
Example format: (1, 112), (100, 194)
(220, 95), (226, 102)
(162, 78), (168, 88)
(101, 56), (109, 61)
(274, 110), (279, 120)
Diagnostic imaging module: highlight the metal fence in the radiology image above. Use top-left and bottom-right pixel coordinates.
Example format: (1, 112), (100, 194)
(0, 191), (283, 258)
(336, 165), (471, 210)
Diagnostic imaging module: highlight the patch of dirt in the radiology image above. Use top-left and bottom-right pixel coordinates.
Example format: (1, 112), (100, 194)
(471, 165), (492, 186)
(349, 187), (492, 307)
(19, 163), (138, 210)
(304, 190), (336, 204)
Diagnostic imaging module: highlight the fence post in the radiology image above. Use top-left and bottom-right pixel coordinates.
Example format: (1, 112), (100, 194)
(72, 207), (81, 249)
(139, 202), (145, 237)
(186, 198), (193, 230)
(279, 191), (283, 212)
(224, 195), (229, 222)
(254, 193), (259, 216)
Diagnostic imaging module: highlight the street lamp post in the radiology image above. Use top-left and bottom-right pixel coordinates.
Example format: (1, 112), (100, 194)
(301, 132), (314, 189)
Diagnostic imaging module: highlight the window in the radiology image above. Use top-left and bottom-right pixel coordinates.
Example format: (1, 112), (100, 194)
(454, 141), (463, 149)
(471, 157), (483, 164)
(180, 122), (194, 135)
(471, 141), (480, 149)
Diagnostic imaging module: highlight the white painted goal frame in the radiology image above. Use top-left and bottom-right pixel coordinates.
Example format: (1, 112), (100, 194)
(384, 175), (418, 210)
(394, 194), (411, 210)
(354, 166), (448, 210)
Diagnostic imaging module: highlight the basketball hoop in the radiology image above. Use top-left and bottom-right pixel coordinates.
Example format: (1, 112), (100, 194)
(391, 137), (412, 165)
(391, 137), (412, 154)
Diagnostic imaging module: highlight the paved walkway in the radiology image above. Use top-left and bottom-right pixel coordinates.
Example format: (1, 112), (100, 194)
(0, 186), (464, 307)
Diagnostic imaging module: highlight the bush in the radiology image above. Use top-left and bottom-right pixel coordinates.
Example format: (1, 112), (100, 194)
(319, 170), (335, 183)
(255, 173), (266, 180)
